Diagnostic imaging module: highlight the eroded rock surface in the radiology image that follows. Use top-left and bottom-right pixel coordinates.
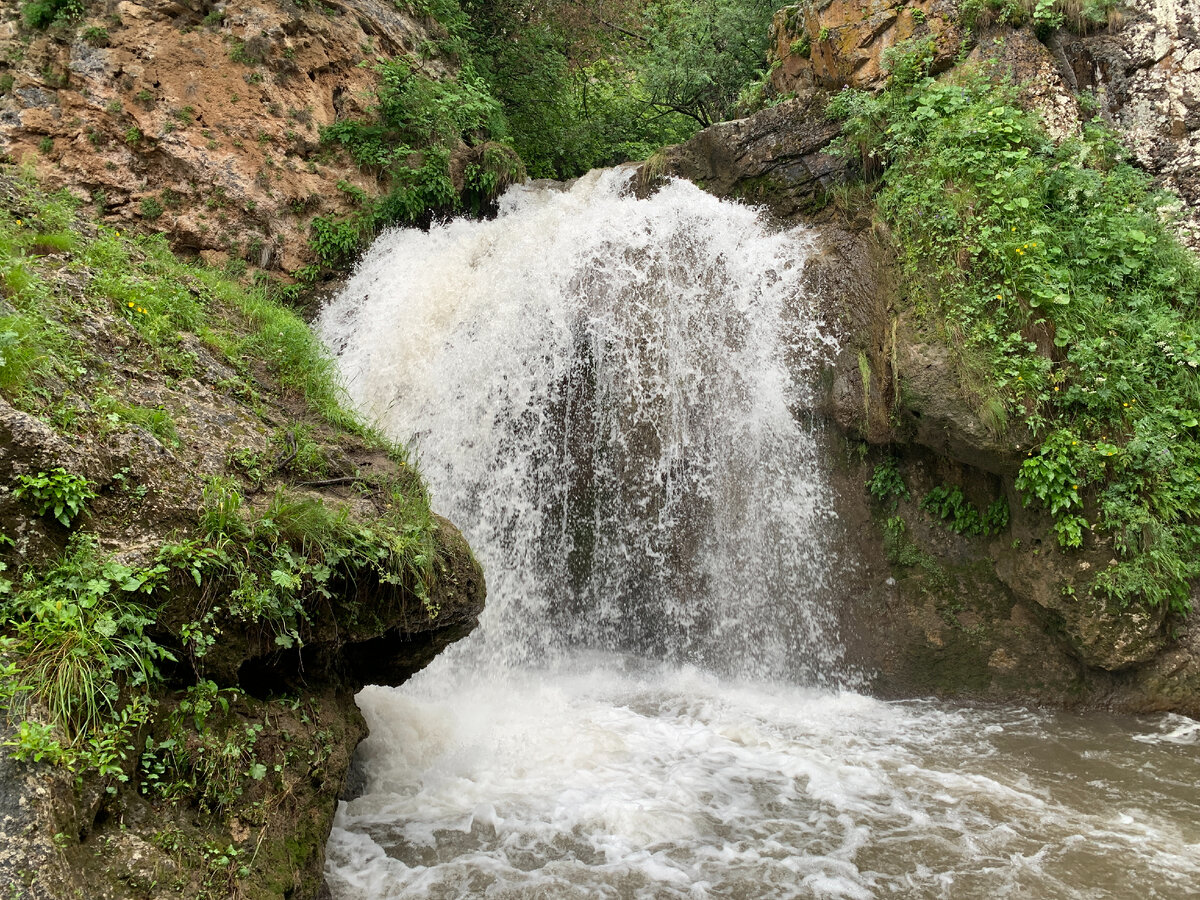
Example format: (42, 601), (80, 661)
(0, 0), (445, 272)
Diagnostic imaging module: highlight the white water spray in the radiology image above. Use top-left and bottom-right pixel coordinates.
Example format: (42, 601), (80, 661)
(319, 169), (842, 682)
(317, 173), (1200, 899)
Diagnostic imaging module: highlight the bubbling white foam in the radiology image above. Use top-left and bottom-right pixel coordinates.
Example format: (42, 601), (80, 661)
(326, 660), (1200, 899)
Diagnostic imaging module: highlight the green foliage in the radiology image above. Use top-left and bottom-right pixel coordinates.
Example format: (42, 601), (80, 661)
(21, 0), (84, 29)
(921, 485), (1010, 537)
(162, 475), (440, 666)
(882, 515), (926, 567)
(830, 64), (1200, 613)
(81, 25), (109, 46)
(464, 0), (770, 179)
(958, 0), (1118, 32)
(639, 0), (778, 128)
(140, 681), (266, 811)
(314, 48), (521, 265)
(139, 196), (165, 220)
(94, 393), (180, 446)
(867, 457), (910, 510)
(13, 467), (94, 527)
(0, 535), (170, 771)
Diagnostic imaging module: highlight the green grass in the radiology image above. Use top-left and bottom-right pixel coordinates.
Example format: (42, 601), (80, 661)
(830, 58), (1200, 615)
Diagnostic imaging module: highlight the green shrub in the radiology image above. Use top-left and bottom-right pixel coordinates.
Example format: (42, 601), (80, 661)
(13, 467), (94, 527)
(867, 457), (910, 510)
(921, 485), (1010, 537)
(1, 534), (170, 756)
(139, 196), (164, 220)
(21, 0), (84, 29)
(82, 25), (109, 46)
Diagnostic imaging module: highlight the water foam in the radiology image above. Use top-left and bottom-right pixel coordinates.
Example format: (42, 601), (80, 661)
(326, 660), (1200, 898)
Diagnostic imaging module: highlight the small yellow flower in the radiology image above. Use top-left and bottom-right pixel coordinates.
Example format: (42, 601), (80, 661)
(127, 301), (135, 308)
(1055, 387), (1060, 391)
(15, 219), (22, 226)
(1073, 485), (1079, 490)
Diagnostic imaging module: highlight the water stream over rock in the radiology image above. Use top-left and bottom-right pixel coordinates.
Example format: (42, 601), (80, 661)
(317, 172), (1199, 898)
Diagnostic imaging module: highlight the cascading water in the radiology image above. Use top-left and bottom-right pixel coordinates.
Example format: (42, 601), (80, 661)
(318, 172), (1200, 899)
(318, 169), (843, 683)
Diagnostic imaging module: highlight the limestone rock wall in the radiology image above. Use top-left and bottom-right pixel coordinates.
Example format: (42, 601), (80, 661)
(767, 0), (1200, 249)
(0, 0), (444, 272)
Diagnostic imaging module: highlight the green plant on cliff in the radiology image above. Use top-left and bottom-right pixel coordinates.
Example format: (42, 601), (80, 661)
(13, 468), (94, 527)
(867, 456), (910, 510)
(829, 63), (1200, 615)
(163, 473), (440, 668)
(314, 52), (522, 267)
(21, 0), (84, 29)
(1, 534), (171, 776)
(463, 0), (774, 178)
(921, 485), (1010, 537)
(958, 0), (1118, 33)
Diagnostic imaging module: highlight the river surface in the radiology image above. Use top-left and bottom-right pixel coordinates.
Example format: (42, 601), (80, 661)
(317, 172), (1200, 898)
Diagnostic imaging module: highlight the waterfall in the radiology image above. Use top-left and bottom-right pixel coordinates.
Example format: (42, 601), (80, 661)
(317, 171), (1200, 900)
(317, 168), (844, 683)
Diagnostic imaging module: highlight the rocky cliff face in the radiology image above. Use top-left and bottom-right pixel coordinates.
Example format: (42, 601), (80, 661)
(0, 174), (484, 896)
(0, 0), (451, 273)
(644, 0), (1200, 716)
(765, 0), (1200, 249)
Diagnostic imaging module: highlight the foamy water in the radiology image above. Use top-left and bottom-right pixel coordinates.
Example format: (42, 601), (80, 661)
(318, 173), (1200, 898)
(326, 660), (1200, 899)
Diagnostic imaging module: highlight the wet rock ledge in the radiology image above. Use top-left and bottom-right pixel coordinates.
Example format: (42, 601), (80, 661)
(640, 0), (1200, 716)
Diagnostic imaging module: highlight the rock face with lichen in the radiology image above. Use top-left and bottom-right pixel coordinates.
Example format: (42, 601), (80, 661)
(642, 0), (1200, 716)
(0, 0), (457, 273)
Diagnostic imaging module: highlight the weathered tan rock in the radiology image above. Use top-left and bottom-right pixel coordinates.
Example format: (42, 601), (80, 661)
(0, 0), (446, 272)
(1062, 0), (1200, 250)
(767, 0), (968, 94)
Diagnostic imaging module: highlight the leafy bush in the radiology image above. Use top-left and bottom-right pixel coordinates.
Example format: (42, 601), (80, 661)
(21, 0), (84, 29)
(638, 0), (778, 128)
(1, 535), (170, 769)
(867, 456), (910, 510)
(921, 485), (1010, 537)
(465, 0), (771, 179)
(140, 680), (266, 811)
(315, 52), (522, 265)
(830, 63), (1200, 613)
(14, 467), (94, 527)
